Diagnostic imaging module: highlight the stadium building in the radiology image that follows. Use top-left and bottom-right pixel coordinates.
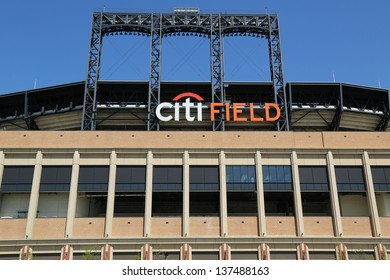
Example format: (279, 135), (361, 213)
(0, 9), (389, 260)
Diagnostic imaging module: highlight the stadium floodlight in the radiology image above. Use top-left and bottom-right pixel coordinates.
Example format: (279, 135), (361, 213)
(173, 7), (200, 14)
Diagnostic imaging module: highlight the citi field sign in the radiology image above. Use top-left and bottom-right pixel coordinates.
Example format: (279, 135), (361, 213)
(156, 92), (281, 122)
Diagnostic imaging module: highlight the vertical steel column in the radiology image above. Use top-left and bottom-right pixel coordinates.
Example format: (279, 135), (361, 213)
(210, 15), (225, 131)
(82, 13), (104, 130)
(267, 15), (289, 131)
(147, 14), (162, 131)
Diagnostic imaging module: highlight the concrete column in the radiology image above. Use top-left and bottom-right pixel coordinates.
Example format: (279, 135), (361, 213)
(291, 151), (304, 236)
(101, 244), (113, 260)
(327, 151), (343, 237)
(374, 244), (388, 260)
(60, 245), (73, 260)
(255, 151), (266, 236)
(336, 243), (348, 260)
(180, 243), (191, 260)
(219, 151), (228, 236)
(65, 151), (80, 238)
(183, 151), (190, 237)
(105, 151), (117, 238)
(144, 151), (153, 237)
(0, 151), (5, 191)
(219, 243), (231, 260)
(141, 244), (152, 260)
(0, 151), (5, 207)
(259, 243), (270, 260)
(362, 151), (381, 237)
(19, 245), (32, 260)
(297, 243), (309, 260)
(25, 151), (43, 239)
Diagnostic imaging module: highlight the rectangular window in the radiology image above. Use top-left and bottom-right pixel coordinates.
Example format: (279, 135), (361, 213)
(153, 166), (182, 191)
(264, 192), (294, 216)
(40, 166), (72, 192)
(262, 166), (292, 190)
(116, 166), (146, 191)
(371, 166), (390, 217)
(1, 166), (34, 192)
(190, 166), (219, 216)
(299, 166), (331, 216)
(371, 166), (390, 191)
(190, 166), (219, 191)
(335, 166), (365, 191)
(78, 166), (109, 192)
(152, 166), (182, 216)
(299, 166), (329, 191)
(226, 166), (256, 190)
(335, 166), (369, 216)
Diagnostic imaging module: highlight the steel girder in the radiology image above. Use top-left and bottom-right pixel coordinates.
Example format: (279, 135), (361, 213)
(82, 12), (288, 131)
(210, 16), (225, 131)
(267, 15), (288, 131)
(147, 15), (162, 131)
(82, 13), (103, 130)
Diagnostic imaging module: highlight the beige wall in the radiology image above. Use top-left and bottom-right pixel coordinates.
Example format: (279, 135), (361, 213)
(227, 217), (258, 236)
(32, 218), (66, 238)
(0, 219), (26, 239)
(151, 217), (182, 237)
(0, 131), (389, 150)
(111, 217), (144, 237)
(303, 217), (334, 237)
(341, 217), (372, 237)
(379, 217), (390, 236)
(72, 218), (105, 238)
(189, 217), (220, 237)
(265, 217), (296, 236)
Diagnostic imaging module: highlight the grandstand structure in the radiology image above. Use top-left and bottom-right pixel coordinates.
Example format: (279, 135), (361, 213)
(0, 9), (389, 260)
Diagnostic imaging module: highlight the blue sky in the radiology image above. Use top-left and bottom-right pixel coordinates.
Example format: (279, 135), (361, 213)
(0, 0), (389, 94)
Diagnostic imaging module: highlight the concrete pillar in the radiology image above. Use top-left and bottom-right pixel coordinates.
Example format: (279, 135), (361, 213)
(141, 244), (152, 260)
(65, 151), (80, 238)
(61, 245), (73, 260)
(0, 151), (5, 208)
(180, 243), (191, 260)
(259, 243), (270, 260)
(255, 151), (266, 236)
(144, 151), (153, 237)
(336, 243), (348, 260)
(362, 151), (381, 237)
(19, 245), (32, 260)
(297, 243), (309, 260)
(101, 244), (113, 260)
(219, 151), (228, 236)
(327, 151), (343, 237)
(219, 243), (231, 260)
(183, 151), (190, 237)
(105, 151), (117, 238)
(291, 151), (304, 236)
(0, 151), (4, 190)
(25, 151), (43, 239)
(374, 244), (388, 260)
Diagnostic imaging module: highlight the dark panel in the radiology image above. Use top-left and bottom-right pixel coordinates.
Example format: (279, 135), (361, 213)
(153, 252), (180, 260)
(227, 192), (257, 215)
(371, 166), (390, 191)
(190, 166), (219, 184)
(263, 165), (293, 191)
(231, 252), (258, 260)
(335, 167), (366, 191)
(264, 192), (294, 216)
(309, 252), (336, 260)
(192, 252), (219, 260)
(226, 165), (256, 190)
(348, 252), (375, 260)
(301, 192), (332, 216)
(116, 166), (146, 191)
(1, 166), (34, 192)
(152, 192), (183, 216)
(78, 166), (109, 192)
(40, 166), (72, 191)
(190, 192), (219, 216)
(270, 251), (297, 260)
(32, 253), (60, 260)
(114, 193), (145, 217)
(113, 252), (140, 260)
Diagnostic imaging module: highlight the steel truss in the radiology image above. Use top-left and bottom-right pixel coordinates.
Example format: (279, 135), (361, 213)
(82, 12), (288, 131)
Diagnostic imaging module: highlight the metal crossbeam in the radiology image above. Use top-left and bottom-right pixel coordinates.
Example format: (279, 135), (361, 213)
(82, 11), (288, 131)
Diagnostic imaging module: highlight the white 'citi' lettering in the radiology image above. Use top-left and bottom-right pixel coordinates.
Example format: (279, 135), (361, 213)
(156, 97), (203, 122)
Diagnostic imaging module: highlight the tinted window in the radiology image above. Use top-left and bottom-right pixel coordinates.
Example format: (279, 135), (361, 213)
(78, 166), (109, 192)
(1, 166), (34, 192)
(226, 166), (256, 190)
(299, 166), (329, 191)
(153, 166), (182, 191)
(335, 167), (365, 191)
(371, 166), (390, 191)
(190, 166), (219, 191)
(116, 166), (146, 191)
(263, 166), (292, 191)
(40, 166), (72, 191)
